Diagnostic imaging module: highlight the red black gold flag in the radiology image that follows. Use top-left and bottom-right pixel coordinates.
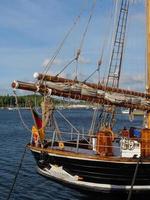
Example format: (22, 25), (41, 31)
(32, 109), (42, 129)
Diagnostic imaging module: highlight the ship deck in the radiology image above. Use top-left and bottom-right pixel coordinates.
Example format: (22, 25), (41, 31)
(27, 142), (150, 163)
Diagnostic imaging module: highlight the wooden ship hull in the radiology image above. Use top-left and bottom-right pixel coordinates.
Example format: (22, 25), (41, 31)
(29, 144), (150, 193)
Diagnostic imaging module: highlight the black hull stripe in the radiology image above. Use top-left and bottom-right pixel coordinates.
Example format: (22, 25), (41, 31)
(31, 151), (150, 186)
(37, 166), (150, 192)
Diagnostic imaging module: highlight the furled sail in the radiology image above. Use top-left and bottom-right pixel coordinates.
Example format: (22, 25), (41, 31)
(34, 73), (150, 99)
(12, 74), (150, 111)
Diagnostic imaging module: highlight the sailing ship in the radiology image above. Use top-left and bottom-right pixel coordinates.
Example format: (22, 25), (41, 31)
(11, 0), (150, 194)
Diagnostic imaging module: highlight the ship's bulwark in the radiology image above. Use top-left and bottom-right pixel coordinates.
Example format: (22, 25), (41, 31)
(31, 149), (150, 190)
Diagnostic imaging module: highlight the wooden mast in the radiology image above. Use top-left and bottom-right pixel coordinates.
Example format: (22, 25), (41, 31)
(141, 0), (150, 157)
(147, 0), (150, 128)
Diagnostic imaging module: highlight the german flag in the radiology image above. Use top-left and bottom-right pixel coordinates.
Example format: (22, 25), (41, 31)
(32, 109), (42, 129)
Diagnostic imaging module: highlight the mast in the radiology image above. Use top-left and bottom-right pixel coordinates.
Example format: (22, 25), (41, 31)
(147, 0), (150, 128)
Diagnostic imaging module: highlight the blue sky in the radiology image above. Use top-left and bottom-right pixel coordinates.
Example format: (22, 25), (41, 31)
(0, 0), (146, 95)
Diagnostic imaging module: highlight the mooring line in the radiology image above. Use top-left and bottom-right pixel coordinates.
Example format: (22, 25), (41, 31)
(127, 157), (141, 200)
(6, 146), (27, 200)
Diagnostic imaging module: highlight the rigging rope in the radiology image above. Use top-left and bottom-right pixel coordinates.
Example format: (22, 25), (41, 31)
(127, 157), (141, 200)
(88, 107), (98, 136)
(98, 0), (130, 129)
(75, 0), (97, 80)
(56, 110), (80, 135)
(102, 0), (119, 85)
(39, 0), (88, 85)
(78, 0), (97, 54)
(56, 57), (76, 77)
(56, 0), (97, 79)
(95, 1), (117, 84)
(83, 0), (116, 84)
(53, 115), (62, 140)
(13, 90), (32, 134)
(83, 67), (98, 82)
(97, 0), (116, 84)
(7, 146), (27, 200)
(56, 109), (90, 144)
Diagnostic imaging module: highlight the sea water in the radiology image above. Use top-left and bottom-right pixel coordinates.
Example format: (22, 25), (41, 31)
(0, 109), (146, 200)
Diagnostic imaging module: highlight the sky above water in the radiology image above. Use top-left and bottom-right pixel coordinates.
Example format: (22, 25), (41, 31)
(0, 0), (146, 95)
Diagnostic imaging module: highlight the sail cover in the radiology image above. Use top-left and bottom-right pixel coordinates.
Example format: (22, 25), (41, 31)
(12, 78), (150, 111)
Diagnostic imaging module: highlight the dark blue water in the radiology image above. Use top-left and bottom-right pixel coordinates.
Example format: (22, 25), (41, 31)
(0, 109), (147, 200)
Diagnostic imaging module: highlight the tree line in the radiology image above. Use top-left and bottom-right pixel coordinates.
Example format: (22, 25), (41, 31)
(0, 95), (86, 108)
(0, 95), (66, 108)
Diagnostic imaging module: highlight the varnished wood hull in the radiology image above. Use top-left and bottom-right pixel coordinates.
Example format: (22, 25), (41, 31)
(29, 145), (150, 192)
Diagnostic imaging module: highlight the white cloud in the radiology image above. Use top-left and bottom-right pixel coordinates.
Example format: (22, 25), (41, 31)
(119, 73), (145, 91)
(78, 56), (91, 65)
(42, 58), (51, 68)
(42, 58), (66, 68)
(121, 74), (144, 84)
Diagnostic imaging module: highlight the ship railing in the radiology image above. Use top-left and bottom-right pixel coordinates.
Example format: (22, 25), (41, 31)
(49, 130), (150, 157)
(49, 129), (92, 152)
(31, 128), (150, 157)
(44, 129), (124, 154)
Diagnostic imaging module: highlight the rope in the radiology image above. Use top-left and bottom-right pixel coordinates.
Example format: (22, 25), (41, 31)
(83, 67), (98, 82)
(78, 0), (97, 54)
(83, 0), (115, 84)
(56, 110), (80, 135)
(39, 0), (88, 85)
(127, 157), (141, 200)
(7, 146), (27, 200)
(56, 57), (76, 77)
(33, 93), (43, 116)
(102, 0), (119, 85)
(73, 0), (97, 81)
(13, 90), (32, 133)
(53, 115), (62, 140)
(56, 110), (90, 145)
(88, 107), (98, 136)
(97, 2), (115, 84)
(51, 0), (97, 79)
(95, 1), (116, 84)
